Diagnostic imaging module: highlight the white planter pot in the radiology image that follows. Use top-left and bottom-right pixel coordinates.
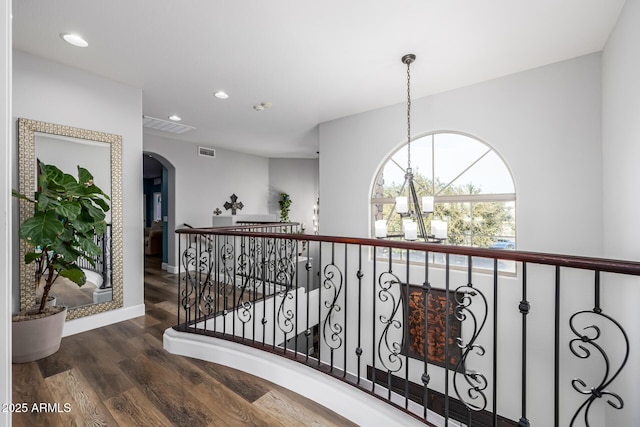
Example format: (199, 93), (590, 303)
(12, 306), (67, 363)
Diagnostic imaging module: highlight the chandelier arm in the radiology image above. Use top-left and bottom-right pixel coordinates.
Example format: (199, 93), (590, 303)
(396, 178), (409, 195)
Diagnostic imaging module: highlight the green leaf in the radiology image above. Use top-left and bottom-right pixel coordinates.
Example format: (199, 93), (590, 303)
(24, 252), (43, 264)
(72, 218), (94, 235)
(72, 210), (105, 234)
(53, 241), (82, 263)
(77, 166), (94, 185)
(41, 164), (65, 183)
(78, 236), (102, 257)
(58, 227), (74, 243)
(93, 221), (107, 236)
(59, 173), (77, 186)
(58, 265), (86, 287)
(80, 199), (106, 222)
(36, 192), (56, 211)
(90, 195), (110, 212)
(41, 179), (65, 194)
(63, 182), (85, 196)
(85, 185), (109, 199)
(55, 200), (82, 220)
(18, 211), (64, 246)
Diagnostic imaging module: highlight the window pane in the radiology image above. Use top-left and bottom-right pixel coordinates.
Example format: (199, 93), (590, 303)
(432, 133), (490, 190)
(446, 150), (514, 194)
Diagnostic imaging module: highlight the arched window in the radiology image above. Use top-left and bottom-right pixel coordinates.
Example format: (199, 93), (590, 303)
(371, 132), (516, 267)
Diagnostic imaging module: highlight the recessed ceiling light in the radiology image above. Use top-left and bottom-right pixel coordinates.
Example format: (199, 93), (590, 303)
(168, 115), (181, 121)
(60, 33), (88, 48)
(214, 91), (229, 99)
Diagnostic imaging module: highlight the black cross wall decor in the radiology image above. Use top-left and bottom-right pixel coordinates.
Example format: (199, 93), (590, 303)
(223, 194), (244, 215)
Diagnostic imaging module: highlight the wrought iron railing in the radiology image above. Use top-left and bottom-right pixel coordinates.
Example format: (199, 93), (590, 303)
(75, 223), (112, 288)
(174, 224), (640, 427)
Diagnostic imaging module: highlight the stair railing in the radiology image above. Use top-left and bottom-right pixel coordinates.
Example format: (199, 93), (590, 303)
(174, 225), (640, 427)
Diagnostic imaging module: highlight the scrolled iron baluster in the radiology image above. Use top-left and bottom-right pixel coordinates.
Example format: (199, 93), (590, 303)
(569, 310), (629, 427)
(236, 245), (253, 279)
(247, 236), (266, 295)
(198, 238), (214, 269)
(274, 238), (296, 290)
(202, 293), (216, 315)
(236, 300), (253, 325)
(276, 257), (294, 289)
(194, 236), (216, 317)
(453, 284), (489, 412)
(180, 237), (199, 319)
(235, 237), (257, 303)
(322, 263), (344, 350)
(206, 238), (235, 317)
(377, 271), (403, 374)
(219, 239), (235, 281)
(264, 238), (278, 291)
(233, 257), (255, 325)
(277, 290), (295, 334)
(247, 236), (262, 286)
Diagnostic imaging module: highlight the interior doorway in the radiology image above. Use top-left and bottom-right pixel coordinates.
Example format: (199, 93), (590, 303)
(142, 152), (176, 271)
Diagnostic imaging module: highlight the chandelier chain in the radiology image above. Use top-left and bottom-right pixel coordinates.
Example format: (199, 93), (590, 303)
(406, 58), (412, 171)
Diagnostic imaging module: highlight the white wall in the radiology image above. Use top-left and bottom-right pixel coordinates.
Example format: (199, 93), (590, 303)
(603, 0), (640, 261)
(12, 51), (145, 332)
(0, 2), (11, 425)
(602, 0), (640, 425)
(319, 53), (603, 257)
(144, 133), (271, 270)
(268, 158), (319, 232)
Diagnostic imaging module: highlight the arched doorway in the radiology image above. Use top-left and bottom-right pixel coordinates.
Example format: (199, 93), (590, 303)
(143, 152), (176, 271)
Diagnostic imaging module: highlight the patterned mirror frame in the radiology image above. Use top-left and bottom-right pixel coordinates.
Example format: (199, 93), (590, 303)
(17, 118), (123, 320)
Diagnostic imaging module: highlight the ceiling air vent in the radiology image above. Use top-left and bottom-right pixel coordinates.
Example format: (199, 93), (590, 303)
(198, 146), (216, 158)
(143, 115), (195, 134)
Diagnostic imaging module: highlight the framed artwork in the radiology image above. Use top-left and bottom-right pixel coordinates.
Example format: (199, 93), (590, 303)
(403, 285), (463, 370)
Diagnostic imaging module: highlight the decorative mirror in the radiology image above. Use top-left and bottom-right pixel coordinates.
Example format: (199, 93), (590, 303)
(17, 118), (123, 320)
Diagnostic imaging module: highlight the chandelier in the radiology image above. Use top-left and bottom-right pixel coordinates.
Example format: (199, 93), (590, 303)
(374, 54), (448, 242)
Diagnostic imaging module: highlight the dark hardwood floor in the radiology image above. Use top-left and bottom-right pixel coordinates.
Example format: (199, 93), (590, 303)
(12, 255), (357, 427)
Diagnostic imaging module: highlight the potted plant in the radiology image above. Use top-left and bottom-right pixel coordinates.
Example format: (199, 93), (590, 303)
(279, 192), (292, 222)
(12, 163), (110, 363)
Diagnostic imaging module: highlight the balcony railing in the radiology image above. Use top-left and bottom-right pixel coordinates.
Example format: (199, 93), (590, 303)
(172, 223), (640, 427)
(75, 223), (112, 288)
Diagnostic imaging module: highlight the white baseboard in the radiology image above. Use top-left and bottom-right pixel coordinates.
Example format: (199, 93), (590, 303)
(163, 328), (426, 427)
(62, 304), (146, 337)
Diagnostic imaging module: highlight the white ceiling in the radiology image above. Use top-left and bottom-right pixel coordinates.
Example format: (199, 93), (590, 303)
(12, 0), (625, 158)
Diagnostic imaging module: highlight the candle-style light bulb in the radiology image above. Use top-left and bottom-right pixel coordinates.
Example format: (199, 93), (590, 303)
(396, 196), (408, 214)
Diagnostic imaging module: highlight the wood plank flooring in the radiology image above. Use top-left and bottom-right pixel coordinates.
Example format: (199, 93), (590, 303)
(12, 256), (357, 427)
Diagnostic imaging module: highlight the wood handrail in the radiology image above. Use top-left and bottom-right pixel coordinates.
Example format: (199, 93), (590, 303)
(175, 225), (640, 276)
